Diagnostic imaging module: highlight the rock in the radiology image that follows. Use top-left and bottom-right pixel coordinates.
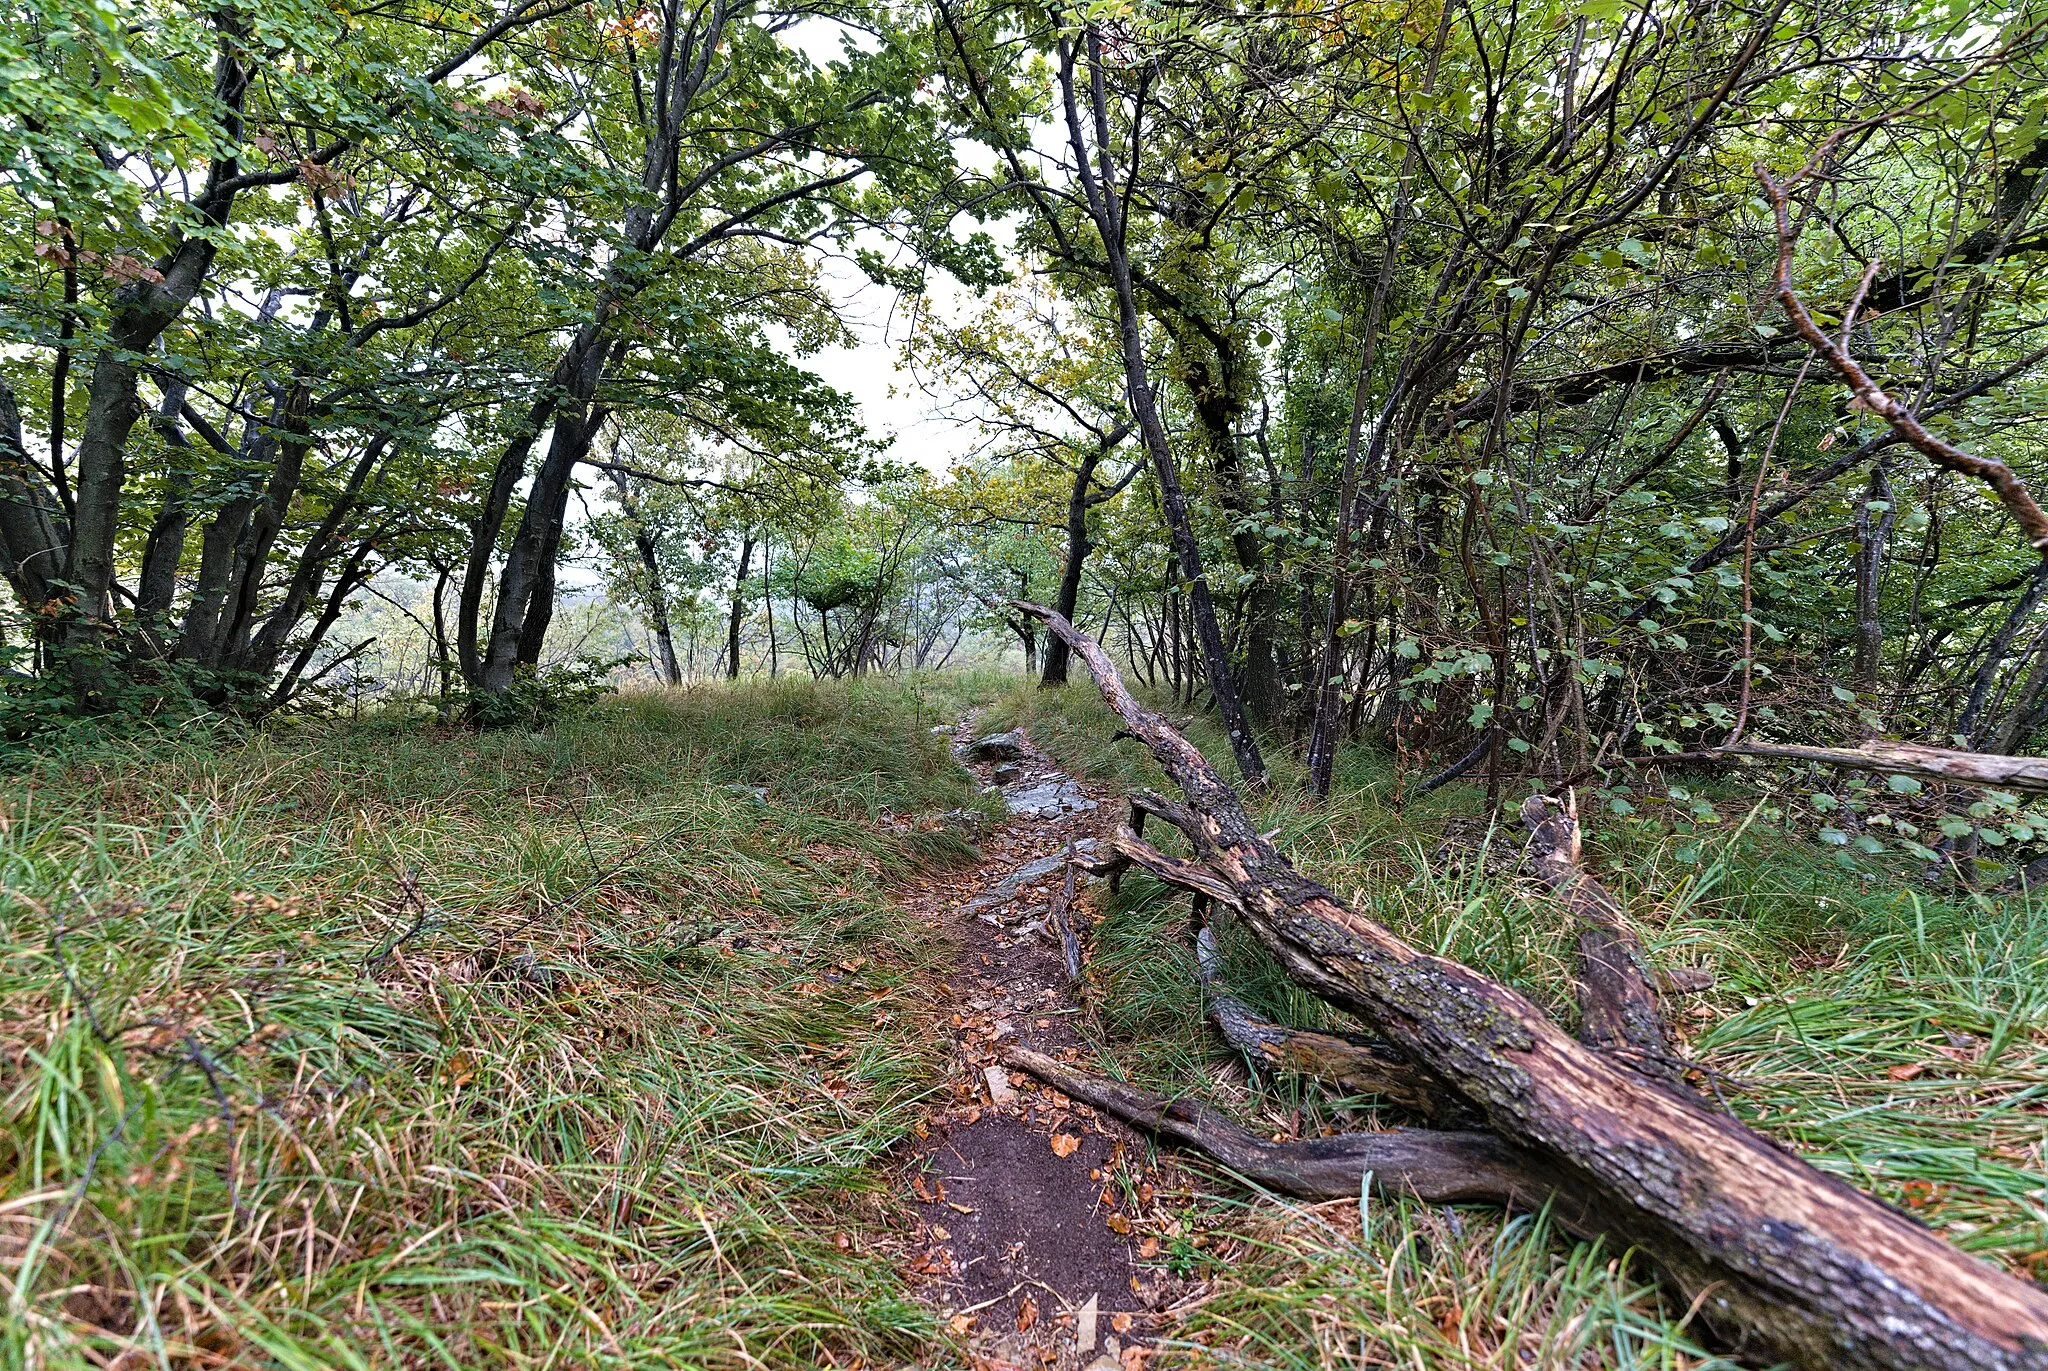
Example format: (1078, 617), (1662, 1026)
(1003, 779), (1098, 819)
(984, 1064), (1018, 1106)
(505, 951), (561, 990)
(938, 807), (986, 836)
(964, 854), (1071, 912)
(967, 729), (1029, 762)
(991, 762), (1023, 785)
(721, 783), (769, 802)
(1009, 854), (1067, 884)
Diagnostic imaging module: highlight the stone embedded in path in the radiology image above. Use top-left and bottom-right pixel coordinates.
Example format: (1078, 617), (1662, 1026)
(964, 853), (1073, 914)
(1003, 778), (1097, 819)
(966, 729), (1029, 762)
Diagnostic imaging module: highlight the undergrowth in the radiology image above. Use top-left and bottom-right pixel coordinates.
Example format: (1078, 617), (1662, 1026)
(987, 682), (2048, 1370)
(0, 675), (993, 1370)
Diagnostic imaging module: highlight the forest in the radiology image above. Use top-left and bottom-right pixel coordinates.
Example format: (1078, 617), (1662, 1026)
(8, 0), (2048, 1365)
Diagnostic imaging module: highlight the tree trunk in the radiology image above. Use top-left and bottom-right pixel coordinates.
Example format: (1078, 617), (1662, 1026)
(1854, 460), (1896, 694)
(727, 531), (755, 680)
(457, 379), (563, 689)
(1041, 450), (1101, 688)
(1013, 599), (2048, 1371)
(1059, 32), (1266, 789)
(481, 329), (611, 695)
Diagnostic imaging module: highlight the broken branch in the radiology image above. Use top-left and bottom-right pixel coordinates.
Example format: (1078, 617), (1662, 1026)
(1759, 165), (2048, 556)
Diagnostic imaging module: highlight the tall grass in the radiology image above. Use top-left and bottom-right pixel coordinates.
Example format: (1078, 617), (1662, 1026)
(991, 681), (2048, 1368)
(0, 677), (991, 1369)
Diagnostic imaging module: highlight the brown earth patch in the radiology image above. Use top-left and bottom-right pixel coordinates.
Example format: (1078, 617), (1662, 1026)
(889, 718), (1201, 1370)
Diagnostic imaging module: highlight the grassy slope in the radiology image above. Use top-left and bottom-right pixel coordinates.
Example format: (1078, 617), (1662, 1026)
(989, 684), (2048, 1370)
(0, 677), (997, 1370)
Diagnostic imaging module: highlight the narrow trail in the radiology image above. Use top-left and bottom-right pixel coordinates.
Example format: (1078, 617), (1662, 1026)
(887, 716), (1200, 1371)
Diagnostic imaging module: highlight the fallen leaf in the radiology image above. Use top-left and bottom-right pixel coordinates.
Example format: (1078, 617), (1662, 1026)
(1106, 1213), (1131, 1235)
(1137, 1237), (1160, 1258)
(1110, 1313), (1134, 1334)
(949, 1313), (976, 1335)
(931, 1225), (950, 1241)
(1051, 1133), (1081, 1158)
(1016, 1294), (1038, 1332)
(1120, 1347), (1151, 1369)
(1887, 1063), (1927, 1081)
(948, 1201), (977, 1214)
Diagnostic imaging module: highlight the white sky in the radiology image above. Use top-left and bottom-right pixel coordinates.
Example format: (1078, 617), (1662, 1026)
(802, 253), (983, 476)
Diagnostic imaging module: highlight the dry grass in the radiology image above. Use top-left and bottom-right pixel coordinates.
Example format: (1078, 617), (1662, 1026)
(0, 676), (993, 1370)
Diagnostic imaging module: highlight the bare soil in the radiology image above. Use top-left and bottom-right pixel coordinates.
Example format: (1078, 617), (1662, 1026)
(889, 719), (1197, 1371)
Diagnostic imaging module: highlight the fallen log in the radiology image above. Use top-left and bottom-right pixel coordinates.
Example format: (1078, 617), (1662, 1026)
(1634, 739), (2048, 795)
(1008, 598), (2048, 1371)
(1195, 924), (1462, 1121)
(1049, 839), (1082, 984)
(1002, 1046), (1575, 1210)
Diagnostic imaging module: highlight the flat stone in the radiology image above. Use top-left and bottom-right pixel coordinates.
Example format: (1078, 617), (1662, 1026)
(1008, 854), (1066, 884)
(963, 853), (1073, 914)
(1002, 779), (1098, 819)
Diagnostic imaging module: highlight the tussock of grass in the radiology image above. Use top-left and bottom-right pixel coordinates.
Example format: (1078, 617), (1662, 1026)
(995, 681), (2048, 1368)
(0, 677), (987, 1369)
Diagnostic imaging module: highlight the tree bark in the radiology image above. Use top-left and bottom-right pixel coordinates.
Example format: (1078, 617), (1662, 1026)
(1519, 795), (1682, 1083)
(1012, 598), (2048, 1371)
(727, 530), (755, 680)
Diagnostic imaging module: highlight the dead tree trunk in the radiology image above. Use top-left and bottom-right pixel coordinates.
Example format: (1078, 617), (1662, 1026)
(1518, 794), (1683, 1084)
(1008, 598), (2048, 1371)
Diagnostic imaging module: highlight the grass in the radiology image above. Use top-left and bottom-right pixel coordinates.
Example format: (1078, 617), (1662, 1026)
(0, 675), (996, 1370)
(985, 681), (2048, 1369)
(9, 668), (2045, 1371)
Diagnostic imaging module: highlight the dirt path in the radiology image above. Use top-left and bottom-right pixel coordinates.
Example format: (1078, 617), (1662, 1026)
(888, 718), (1196, 1371)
